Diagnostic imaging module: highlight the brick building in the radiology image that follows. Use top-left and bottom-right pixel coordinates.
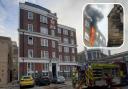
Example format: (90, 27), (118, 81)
(18, 2), (77, 79)
(57, 24), (77, 78)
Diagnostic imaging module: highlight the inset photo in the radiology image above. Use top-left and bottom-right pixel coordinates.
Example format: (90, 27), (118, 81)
(83, 3), (124, 47)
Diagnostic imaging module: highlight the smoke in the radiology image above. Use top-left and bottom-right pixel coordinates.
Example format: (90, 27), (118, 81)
(85, 4), (104, 23)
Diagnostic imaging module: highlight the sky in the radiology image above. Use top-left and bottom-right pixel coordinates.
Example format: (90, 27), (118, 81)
(0, 0), (128, 55)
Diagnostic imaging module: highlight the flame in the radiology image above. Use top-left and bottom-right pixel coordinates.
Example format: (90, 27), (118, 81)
(90, 26), (95, 47)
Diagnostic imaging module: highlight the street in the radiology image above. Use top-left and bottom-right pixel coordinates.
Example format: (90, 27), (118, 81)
(19, 81), (128, 89)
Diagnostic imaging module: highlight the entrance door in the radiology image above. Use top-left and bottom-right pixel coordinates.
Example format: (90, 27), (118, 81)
(52, 63), (57, 78)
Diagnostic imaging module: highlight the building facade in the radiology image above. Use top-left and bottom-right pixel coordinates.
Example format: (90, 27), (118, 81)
(77, 48), (107, 65)
(18, 2), (77, 79)
(83, 12), (106, 47)
(57, 24), (77, 78)
(107, 4), (123, 47)
(0, 36), (12, 85)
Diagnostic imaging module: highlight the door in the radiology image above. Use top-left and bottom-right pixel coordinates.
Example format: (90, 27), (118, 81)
(52, 63), (57, 78)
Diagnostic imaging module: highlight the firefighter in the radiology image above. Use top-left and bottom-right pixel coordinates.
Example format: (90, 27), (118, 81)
(104, 73), (112, 88)
(85, 65), (94, 87)
(71, 67), (78, 88)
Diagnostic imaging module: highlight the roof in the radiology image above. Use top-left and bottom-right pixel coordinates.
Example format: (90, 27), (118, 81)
(58, 24), (76, 32)
(25, 2), (51, 13)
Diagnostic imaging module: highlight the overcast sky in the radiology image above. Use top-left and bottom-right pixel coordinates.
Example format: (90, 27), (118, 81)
(0, 0), (128, 54)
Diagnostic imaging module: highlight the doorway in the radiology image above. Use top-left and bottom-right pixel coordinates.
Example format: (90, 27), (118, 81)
(52, 63), (57, 78)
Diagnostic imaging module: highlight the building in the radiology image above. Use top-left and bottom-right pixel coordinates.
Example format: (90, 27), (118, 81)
(12, 41), (18, 80)
(77, 48), (107, 65)
(58, 24), (77, 78)
(83, 11), (106, 47)
(18, 2), (77, 79)
(0, 36), (12, 85)
(107, 4), (123, 47)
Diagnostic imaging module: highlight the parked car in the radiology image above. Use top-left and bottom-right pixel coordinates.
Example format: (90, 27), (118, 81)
(35, 75), (50, 86)
(20, 75), (35, 88)
(52, 76), (65, 84)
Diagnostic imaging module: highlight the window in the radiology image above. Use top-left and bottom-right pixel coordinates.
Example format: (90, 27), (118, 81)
(64, 47), (69, 53)
(71, 31), (74, 36)
(72, 48), (75, 53)
(64, 56), (70, 62)
(63, 38), (69, 43)
(43, 63), (49, 71)
(59, 46), (62, 52)
(41, 50), (49, 58)
(52, 52), (56, 58)
(52, 41), (56, 48)
(72, 56), (75, 62)
(41, 38), (48, 47)
(28, 49), (33, 58)
(63, 29), (68, 35)
(28, 36), (33, 45)
(28, 24), (33, 32)
(28, 11), (33, 20)
(50, 19), (56, 29)
(40, 26), (48, 34)
(71, 39), (74, 44)
(51, 30), (55, 36)
(59, 55), (62, 61)
(27, 63), (31, 71)
(58, 28), (61, 33)
(40, 15), (48, 24)
(59, 37), (61, 42)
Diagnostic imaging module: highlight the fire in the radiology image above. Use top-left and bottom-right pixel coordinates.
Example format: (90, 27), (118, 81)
(90, 26), (95, 47)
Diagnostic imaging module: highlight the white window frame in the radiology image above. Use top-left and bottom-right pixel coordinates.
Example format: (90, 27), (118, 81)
(40, 15), (48, 24)
(59, 46), (62, 52)
(43, 63), (49, 71)
(71, 31), (74, 36)
(50, 19), (56, 29)
(59, 55), (62, 62)
(28, 49), (33, 58)
(51, 30), (55, 36)
(52, 52), (56, 58)
(28, 11), (33, 20)
(63, 38), (69, 43)
(64, 56), (70, 62)
(41, 38), (48, 47)
(72, 56), (75, 62)
(40, 26), (48, 34)
(58, 28), (61, 33)
(64, 47), (69, 53)
(28, 24), (33, 32)
(71, 39), (74, 44)
(72, 48), (75, 53)
(63, 29), (68, 35)
(52, 41), (56, 48)
(28, 36), (33, 45)
(41, 50), (49, 58)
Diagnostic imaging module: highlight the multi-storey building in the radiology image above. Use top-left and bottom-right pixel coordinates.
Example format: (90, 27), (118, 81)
(57, 24), (77, 78)
(77, 48), (108, 65)
(18, 2), (77, 79)
(107, 4), (123, 47)
(83, 15), (106, 47)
